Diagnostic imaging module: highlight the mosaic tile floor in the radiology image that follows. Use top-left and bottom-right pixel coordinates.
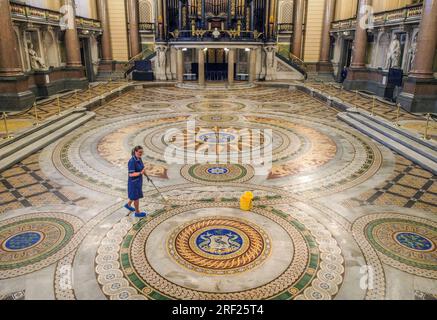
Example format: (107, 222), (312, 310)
(0, 85), (435, 300)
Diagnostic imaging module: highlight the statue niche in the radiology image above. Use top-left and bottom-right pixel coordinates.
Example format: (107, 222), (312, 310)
(27, 41), (48, 71)
(385, 35), (401, 70)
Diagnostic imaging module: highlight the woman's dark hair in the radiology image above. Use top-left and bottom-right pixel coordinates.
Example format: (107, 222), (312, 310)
(132, 146), (144, 156)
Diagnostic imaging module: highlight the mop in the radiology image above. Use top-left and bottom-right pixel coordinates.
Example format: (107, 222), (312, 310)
(143, 172), (169, 205)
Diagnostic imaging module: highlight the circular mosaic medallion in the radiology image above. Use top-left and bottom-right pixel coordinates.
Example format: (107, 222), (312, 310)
(168, 217), (270, 274)
(49, 104), (381, 199)
(196, 114), (239, 123)
(181, 164), (255, 185)
(395, 232), (434, 252)
(2, 231), (44, 251)
(198, 132), (236, 143)
(0, 213), (83, 278)
(95, 205), (344, 300)
(353, 213), (437, 279)
(186, 101), (246, 112)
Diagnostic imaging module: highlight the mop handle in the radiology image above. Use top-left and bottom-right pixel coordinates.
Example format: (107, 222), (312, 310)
(143, 172), (168, 203)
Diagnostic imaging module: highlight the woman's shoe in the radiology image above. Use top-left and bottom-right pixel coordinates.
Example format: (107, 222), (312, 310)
(124, 204), (135, 212)
(134, 212), (148, 218)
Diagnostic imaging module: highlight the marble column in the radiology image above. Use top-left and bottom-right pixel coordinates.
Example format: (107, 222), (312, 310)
(318, 0), (336, 71)
(292, 0), (304, 58)
(0, 0), (34, 111)
(0, 0), (22, 77)
(63, 0), (82, 67)
(398, 0), (437, 113)
(409, 0), (437, 79)
(350, 0), (371, 69)
(128, 0), (141, 57)
(177, 48), (184, 84)
(343, 0), (372, 92)
(97, 0), (112, 62)
(157, 0), (164, 39)
(198, 49), (205, 86)
(249, 49), (257, 83)
(97, 0), (114, 73)
(163, 0), (168, 39)
(228, 49), (235, 86)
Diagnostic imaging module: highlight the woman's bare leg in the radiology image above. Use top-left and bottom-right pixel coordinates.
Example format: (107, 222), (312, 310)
(134, 200), (140, 213)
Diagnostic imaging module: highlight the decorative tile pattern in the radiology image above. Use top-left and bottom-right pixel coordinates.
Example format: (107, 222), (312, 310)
(95, 203), (344, 300)
(50, 96), (382, 199)
(0, 153), (89, 215)
(168, 216), (271, 275)
(1, 84), (435, 300)
(345, 155), (436, 213)
(352, 213), (437, 279)
(0, 212), (83, 279)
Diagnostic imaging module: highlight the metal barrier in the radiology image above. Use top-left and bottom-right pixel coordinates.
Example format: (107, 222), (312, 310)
(0, 81), (121, 140)
(311, 80), (436, 141)
(1, 112), (13, 140)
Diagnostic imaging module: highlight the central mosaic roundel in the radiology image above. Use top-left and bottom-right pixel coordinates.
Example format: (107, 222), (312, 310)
(196, 228), (243, 256)
(395, 232), (434, 252)
(187, 101), (246, 112)
(3, 231), (44, 251)
(181, 163), (255, 185)
(198, 132), (236, 144)
(168, 217), (270, 274)
(196, 114), (239, 123)
(207, 167), (229, 175)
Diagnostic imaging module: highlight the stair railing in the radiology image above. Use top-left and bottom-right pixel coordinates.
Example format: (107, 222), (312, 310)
(275, 52), (308, 79)
(123, 48), (156, 79)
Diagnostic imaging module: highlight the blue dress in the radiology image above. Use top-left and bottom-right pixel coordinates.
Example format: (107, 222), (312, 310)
(128, 156), (144, 201)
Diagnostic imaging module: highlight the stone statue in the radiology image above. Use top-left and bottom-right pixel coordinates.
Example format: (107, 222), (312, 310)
(385, 37), (401, 70)
(155, 45), (168, 80)
(264, 46), (277, 81)
(27, 42), (47, 70)
(408, 33), (418, 71)
(212, 28), (221, 39)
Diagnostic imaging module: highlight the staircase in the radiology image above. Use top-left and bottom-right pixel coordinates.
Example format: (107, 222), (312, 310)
(123, 49), (156, 79)
(0, 108), (95, 172)
(95, 49), (156, 81)
(275, 52), (307, 80)
(338, 110), (437, 175)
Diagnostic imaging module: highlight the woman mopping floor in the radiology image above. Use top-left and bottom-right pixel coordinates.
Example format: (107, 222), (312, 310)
(124, 146), (148, 218)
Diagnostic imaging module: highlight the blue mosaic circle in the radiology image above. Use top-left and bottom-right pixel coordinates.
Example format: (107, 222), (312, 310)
(4, 232), (42, 251)
(395, 232), (434, 251)
(196, 228), (243, 256)
(207, 167), (229, 175)
(198, 133), (236, 144)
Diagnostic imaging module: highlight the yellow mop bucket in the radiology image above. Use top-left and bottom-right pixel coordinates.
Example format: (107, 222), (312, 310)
(240, 191), (254, 211)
